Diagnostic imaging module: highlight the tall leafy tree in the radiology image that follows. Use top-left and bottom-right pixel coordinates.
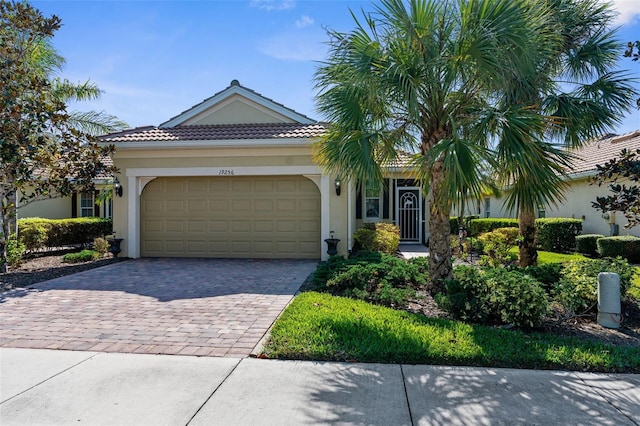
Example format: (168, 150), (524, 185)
(314, 0), (541, 289)
(592, 147), (640, 228)
(0, 1), (124, 272)
(489, 0), (637, 266)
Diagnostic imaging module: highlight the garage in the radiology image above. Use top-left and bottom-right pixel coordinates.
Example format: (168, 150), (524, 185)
(140, 175), (321, 259)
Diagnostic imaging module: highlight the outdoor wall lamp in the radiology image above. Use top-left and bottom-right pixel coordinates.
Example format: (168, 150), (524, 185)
(335, 178), (341, 196)
(113, 177), (123, 197)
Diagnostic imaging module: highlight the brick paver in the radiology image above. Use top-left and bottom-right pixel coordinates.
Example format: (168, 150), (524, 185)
(0, 258), (317, 357)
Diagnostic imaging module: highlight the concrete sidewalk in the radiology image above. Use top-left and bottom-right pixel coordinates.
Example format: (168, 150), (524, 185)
(1, 348), (638, 425)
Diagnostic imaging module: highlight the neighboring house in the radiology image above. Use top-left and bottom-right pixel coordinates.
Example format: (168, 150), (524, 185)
(101, 80), (428, 261)
(17, 156), (115, 220)
(482, 130), (640, 237)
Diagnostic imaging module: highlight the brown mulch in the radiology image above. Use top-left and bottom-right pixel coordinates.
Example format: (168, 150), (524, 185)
(1, 253), (121, 292)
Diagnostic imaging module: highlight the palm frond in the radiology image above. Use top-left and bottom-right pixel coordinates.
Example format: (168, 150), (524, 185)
(68, 111), (128, 136)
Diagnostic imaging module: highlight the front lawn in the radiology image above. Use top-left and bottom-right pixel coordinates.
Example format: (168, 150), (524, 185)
(263, 292), (640, 373)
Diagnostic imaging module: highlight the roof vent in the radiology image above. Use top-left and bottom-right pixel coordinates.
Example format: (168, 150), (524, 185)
(230, 79), (240, 86)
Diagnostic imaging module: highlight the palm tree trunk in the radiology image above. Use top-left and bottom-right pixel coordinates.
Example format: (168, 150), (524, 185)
(428, 158), (452, 294)
(518, 207), (537, 267)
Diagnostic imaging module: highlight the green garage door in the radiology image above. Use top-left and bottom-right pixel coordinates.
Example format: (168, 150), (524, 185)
(141, 176), (320, 259)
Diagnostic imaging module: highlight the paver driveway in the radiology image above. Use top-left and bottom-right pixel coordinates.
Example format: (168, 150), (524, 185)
(0, 258), (317, 357)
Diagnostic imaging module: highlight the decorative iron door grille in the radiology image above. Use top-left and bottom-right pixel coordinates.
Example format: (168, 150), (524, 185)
(397, 188), (421, 242)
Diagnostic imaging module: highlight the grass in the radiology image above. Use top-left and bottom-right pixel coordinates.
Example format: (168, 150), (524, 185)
(507, 247), (588, 264)
(263, 292), (640, 373)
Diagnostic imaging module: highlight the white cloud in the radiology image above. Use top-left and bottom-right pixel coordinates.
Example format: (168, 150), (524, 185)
(259, 36), (326, 61)
(250, 0), (295, 11)
(296, 15), (314, 29)
(609, 0), (640, 24)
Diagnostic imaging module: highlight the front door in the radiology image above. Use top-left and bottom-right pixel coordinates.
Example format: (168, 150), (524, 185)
(396, 187), (422, 242)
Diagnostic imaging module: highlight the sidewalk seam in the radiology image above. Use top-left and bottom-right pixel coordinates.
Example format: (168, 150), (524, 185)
(400, 364), (415, 426)
(575, 373), (640, 426)
(184, 358), (243, 425)
(0, 350), (99, 405)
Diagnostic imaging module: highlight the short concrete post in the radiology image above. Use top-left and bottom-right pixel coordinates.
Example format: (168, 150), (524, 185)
(597, 272), (621, 329)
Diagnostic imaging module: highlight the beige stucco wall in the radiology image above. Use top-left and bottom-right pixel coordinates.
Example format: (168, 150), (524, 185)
(482, 176), (640, 237)
(183, 97), (295, 125)
(18, 195), (72, 220)
(112, 144), (351, 259)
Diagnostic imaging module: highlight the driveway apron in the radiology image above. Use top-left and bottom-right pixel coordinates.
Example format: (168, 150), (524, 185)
(0, 258), (317, 357)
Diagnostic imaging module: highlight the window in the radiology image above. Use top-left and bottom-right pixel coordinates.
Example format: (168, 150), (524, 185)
(364, 181), (381, 220)
(484, 197), (491, 218)
(538, 205), (546, 218)
(80, 192), (95, 217)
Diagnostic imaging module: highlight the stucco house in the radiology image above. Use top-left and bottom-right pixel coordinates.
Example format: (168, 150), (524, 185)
(100, 80), (429, 261)
(480, 130), (640, 237)
(17, 157), (115, 221)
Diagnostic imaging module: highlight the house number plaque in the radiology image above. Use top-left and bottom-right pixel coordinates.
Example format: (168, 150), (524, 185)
(218, 169), (235, 176)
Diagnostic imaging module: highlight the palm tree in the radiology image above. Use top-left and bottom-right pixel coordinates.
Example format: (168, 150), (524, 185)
(489, 0), (637, 266)
(314, 0), (542, 289)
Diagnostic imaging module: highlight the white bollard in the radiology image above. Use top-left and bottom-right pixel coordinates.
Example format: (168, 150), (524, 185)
(597, 272), (621, 329)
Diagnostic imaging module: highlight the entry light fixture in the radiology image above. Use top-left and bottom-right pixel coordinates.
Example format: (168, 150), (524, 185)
(113, 177), (123, 197)
(335, 178), (341, 196)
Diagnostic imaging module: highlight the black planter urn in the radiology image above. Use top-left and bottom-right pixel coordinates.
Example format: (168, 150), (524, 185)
(108, 238), (124, 258)
(324, 238), (340, 256)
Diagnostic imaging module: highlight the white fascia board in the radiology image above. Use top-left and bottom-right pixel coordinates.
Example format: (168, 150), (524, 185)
(161, 86), (315, 127)
(125, 165), (322, 177)
(566, 170), (597, 180)
(104, 138), (314, 150)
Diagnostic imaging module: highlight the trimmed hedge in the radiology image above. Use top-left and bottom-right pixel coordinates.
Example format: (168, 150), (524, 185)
(468, 218), (518, 236)
(534, 218), (582, 253)
(450, 215), (479, 234)
(18, 218), (113, 251)
(576, 234), (605, 257)
(62, 249), (102, 263)
(597, 236), (640, 263)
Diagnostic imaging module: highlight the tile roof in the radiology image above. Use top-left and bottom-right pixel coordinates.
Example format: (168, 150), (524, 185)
(569, 130), (640, 175)
(96, 155), (113, 180)
(101, 123), (328, 143)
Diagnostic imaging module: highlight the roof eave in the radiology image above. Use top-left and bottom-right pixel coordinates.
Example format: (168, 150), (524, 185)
(100, 138), (319, 150)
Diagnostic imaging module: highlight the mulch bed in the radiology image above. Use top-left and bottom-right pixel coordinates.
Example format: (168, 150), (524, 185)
(1, 252), (121, 292)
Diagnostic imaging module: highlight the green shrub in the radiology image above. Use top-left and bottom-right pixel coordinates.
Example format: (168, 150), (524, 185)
(312, 255), (351, 288)
(556, 258), (636, 314)
(18, 218), (112, 249)
(62, 249), (101, 264)
(516, 263), (563, 294)
(468, 218), (518, 236)
(477, 227), (519, 267)
(353, 223), (400, 254)
(93, 237), (110, 255)
(317, 252), (426, 307)
(576, 234), (605, 257)
(535, 218), (582, 252)
(18, 220), (49, 251)
(6, 236), (26, 268)
(597, 236), (640, 263)
(436, 266), (549, 328)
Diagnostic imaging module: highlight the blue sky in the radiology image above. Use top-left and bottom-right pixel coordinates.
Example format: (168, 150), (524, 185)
(32, 0), (640, 135)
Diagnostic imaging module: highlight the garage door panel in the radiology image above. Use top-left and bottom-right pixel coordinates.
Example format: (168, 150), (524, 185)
(166, 220), (184, 232)
(166, 200), (184, 212)
(141, 176), (320, 259)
